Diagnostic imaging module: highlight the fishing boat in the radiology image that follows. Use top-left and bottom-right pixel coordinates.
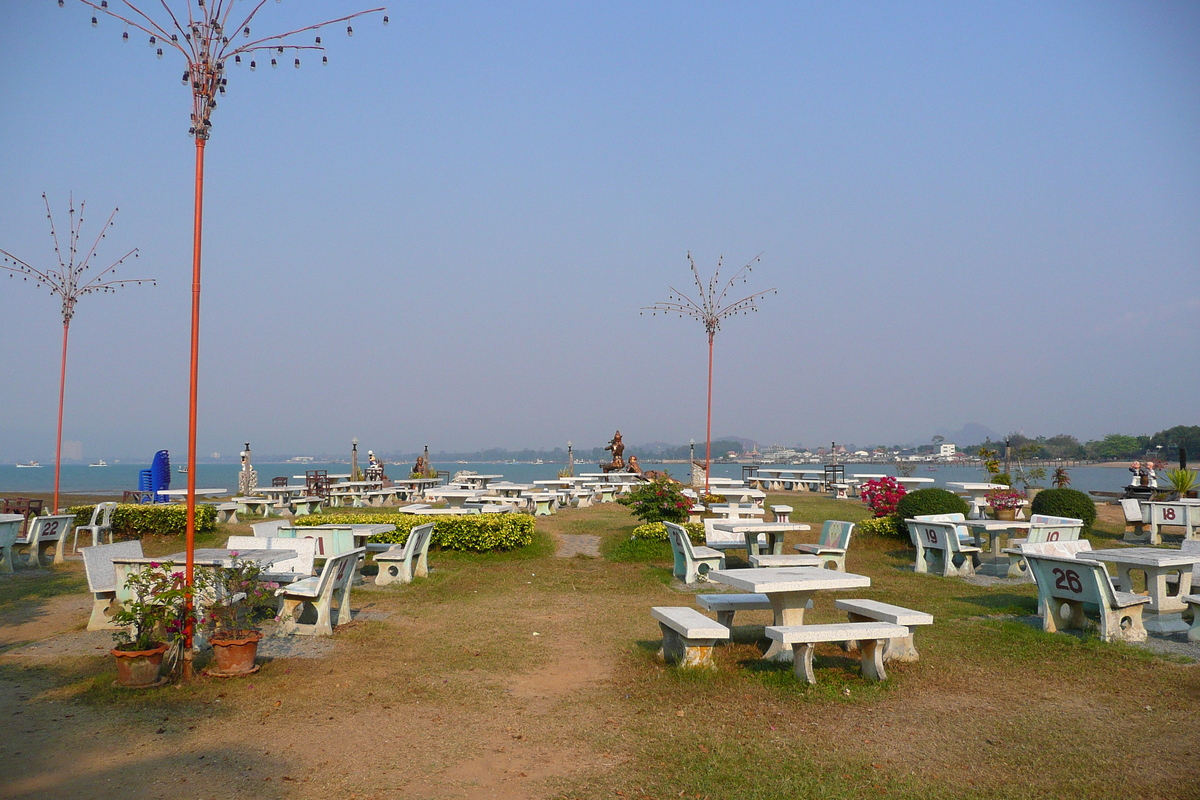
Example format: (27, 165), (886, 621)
(89, 459), (108, 467)
(15, 460), (41, 468)
(178, 465), (188, 474)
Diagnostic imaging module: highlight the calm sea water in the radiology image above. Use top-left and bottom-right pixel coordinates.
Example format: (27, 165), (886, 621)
(0, 460), (1130, 497)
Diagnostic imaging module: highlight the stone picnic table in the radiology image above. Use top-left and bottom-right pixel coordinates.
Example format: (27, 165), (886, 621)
(1084, 547), (1200, 632)
(706, 566), (872, 661)
(710, 521), (811, 556)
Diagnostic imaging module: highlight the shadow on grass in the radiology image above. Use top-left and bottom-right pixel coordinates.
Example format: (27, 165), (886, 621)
(955, 593), (1039, 614)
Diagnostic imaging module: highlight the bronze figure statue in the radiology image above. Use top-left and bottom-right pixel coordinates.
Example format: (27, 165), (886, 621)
(602, 430), (625, 473)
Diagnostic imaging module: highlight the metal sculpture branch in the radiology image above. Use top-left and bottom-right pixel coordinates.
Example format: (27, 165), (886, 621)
(642, 252), (775, 491)
(72, 0), (386, 674)
(1, 193), (154, 514)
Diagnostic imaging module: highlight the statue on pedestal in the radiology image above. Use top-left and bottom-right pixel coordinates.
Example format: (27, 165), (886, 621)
(602, 430), (625, 473)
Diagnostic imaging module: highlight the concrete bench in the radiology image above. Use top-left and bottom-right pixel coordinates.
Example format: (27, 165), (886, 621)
(696, 592), (774, 627)
(290, 497), (324, 516)
(374, 523), (434, 586)
(834, 599), (934, 662)
(1183, 594), (1200, 643)
(749, 553), (822, 569)
(769, 505), (793, 523)
(1023, 552), (1150, 643)
(1002, 518), (1083, 578)
(793, 520), (855, 571)
(651, 606), (730, 668)
(829, 482), (852, 499)
(82, 540), (144, 630)
(905, 519), (981, 577)
(665, 522), (725, 583)
(233, 496), (275, 518)
(13, 514), (75, 567)
(765, 621), (910, 683)
(210, 502), (239, 524)
(1121, 499), (1149, 543)
(275, 548), (364, 636)
(0, 514), (23, 574)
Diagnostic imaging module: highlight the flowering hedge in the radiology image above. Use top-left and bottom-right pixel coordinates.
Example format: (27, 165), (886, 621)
(617, 476), (692, 523)
(294, 512), (534, 552)
(859, 477), (906, 517)
(66, 503), (217, 540)
(856, 516), (902, 538)
(630, 521), (705, 543)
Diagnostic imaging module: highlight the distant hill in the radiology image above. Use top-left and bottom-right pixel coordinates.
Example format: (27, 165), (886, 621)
(935, 422), (998, 447)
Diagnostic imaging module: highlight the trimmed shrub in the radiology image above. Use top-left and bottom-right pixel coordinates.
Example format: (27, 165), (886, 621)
(66, 503), (217, 540)
(991, 473), (1013, 487)
(1030, 488), (1097, 531)
(630, 521), (705, 543)
(617, 476), (692, 523)
(894, 488), (970, 522)
(857, 516), (902, 538)
(295, 512), (534, 552)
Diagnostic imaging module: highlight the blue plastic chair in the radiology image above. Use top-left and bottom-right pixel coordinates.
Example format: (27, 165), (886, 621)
(151, 450), (171, 503)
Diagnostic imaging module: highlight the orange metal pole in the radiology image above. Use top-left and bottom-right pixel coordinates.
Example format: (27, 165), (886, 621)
(705, 332), (713, 494)
(183, 137), (206, 677)
(52, 320), (70, 514)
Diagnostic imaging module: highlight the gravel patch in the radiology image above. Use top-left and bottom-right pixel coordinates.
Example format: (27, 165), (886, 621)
(556, 534), (601, 558)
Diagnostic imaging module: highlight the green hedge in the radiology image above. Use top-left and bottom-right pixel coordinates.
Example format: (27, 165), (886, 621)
(66, 503), (217, 540)
(895, 488), (970, 522)
(856, 516), (902, 538)
(630, 521), (705, 543)
(294, 513), (534, 552)
(1029, 488), (1096, 532)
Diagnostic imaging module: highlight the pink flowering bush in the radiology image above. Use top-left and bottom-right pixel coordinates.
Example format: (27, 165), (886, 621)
(860, 477), (907, 518)
(618, 475), (692, 523)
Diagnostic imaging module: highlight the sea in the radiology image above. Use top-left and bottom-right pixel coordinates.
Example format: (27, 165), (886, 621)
(0, 460), (1131, 498)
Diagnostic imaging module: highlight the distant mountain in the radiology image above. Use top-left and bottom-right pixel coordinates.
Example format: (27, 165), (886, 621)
(935, 423), (998, 447)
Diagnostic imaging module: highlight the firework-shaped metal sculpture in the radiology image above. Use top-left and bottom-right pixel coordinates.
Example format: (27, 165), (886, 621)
(72, 0), (386, 671)
(642, 252), (775, 492)
(1, 193), (154, 514)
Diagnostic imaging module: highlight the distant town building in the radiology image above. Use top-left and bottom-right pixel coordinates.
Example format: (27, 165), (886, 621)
(939, 443), (957, 458)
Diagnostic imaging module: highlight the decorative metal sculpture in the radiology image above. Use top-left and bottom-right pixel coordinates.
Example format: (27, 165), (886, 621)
(1, 193), (154, 514)
(642, 253), (775, 492)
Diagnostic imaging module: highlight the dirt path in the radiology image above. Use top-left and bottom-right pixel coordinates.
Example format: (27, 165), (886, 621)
(554, 534), (600, 558)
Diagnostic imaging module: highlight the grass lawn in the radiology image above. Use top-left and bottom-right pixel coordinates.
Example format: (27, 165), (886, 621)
(0, 494), (1196, 799)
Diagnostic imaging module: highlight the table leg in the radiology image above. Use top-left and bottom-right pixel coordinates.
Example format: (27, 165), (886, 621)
(765, 590), (815, 661)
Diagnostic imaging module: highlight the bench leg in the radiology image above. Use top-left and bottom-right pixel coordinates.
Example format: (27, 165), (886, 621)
(1044, 598), (1085, 634)
(1100, 606), (1147, 644)
(1188, 610), (1200, 643)
(791, 642), (817, 683)
(87, 593), (122, 631)
(0, 545), (13, 574)
(715, 610), (735, 628)
(860, 638), (889, 681)
(657, 624), (717, 668)
(277, 596), (304, 635)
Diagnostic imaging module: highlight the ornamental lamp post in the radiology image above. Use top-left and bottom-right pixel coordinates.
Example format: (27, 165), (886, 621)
(567, 440), (573, 476)
(351, 437), (360, 481)
(73, 0), (387, 678)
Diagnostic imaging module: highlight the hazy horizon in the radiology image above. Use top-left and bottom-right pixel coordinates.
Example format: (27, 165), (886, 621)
(3, 2), (1197, 461)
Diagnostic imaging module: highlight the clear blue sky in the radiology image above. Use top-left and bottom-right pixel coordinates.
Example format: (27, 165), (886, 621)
(1, 1), (1197, 461)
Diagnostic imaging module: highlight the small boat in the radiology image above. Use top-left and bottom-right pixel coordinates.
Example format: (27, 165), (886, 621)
(178, 465), (188, 474)
(15, 460), (41, 468)
(89, 459), (108, 467)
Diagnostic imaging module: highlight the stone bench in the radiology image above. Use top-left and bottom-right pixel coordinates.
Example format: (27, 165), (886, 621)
(769, 504), (793, 523)
(650, 606), (730, 668)
(82, 540), (144, 630)
(374, 523), (434, 586)
(764, 621), (910, 683)
(665, 522), (725, 583)
(748, 553), (822, 569)
(275, 548), (364, 636)
(13, 514), (75, 567)
(834, 599), (934, 662)
(209, 502), (239, 524)
(290, 497), (324, 516)
(1183, 594), (1200, 643)
(1023, 552), (1151, 643)
(232, 496), (275, 518)
(695, 593), (776, 627)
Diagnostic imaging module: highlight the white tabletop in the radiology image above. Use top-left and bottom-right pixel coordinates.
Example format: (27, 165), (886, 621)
(712, 521), (811, 534)
(156, 488), (227, 498)
(946, 482), (1006, 492)
(1085, 547), (1200, 568)
(708, 567), (871, 594)
(114, 548), (295, 568)
(292, 473), (351, 480)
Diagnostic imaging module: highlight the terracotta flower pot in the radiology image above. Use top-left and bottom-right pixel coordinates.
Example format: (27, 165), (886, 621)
(995, 508), (1017, 521)
(209, 630), (263, 675)
(111, 642), (169, 688)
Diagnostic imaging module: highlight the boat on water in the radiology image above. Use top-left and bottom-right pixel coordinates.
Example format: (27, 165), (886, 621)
(89, 459), (108, 467)
(178, 465), (188, 474)
(16, 460), (41, 468)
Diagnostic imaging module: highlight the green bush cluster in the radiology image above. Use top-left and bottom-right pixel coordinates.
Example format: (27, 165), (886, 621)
(66, 503), (217, 540)
(894, 488), (970, 522)
(1029, 488), (1096, 532)
(630, 521), (705, 543)
(295, 513), (534, 552)
(856, 516), (902, 537)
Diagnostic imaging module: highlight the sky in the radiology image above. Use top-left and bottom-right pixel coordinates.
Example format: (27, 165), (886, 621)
(1, 1), (1197, 461)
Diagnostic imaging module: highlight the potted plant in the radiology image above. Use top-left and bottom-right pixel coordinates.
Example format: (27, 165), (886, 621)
(1165, 468), (1198, 500)
(1016, 466), (1047, 503)
(195, 553), (278, 676)
(110, 560), (188, 688)
(986, 489), (1025, 521)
